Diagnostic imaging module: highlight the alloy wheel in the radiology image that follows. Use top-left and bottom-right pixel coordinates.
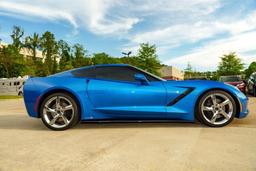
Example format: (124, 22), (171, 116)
(42, 96), (75, 129)
(201, 93), (233, 125)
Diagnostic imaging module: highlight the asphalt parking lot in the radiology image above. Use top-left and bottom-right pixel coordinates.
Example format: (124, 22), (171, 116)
(0, 97), (255, 171)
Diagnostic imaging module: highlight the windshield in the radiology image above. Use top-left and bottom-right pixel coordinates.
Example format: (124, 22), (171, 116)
(219, 76), (241, 82)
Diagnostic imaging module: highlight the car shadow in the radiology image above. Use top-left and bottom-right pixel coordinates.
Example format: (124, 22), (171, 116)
(74, 121), (203, 130)
(0, 114), (254, 131)
(0, 114), (204, 131)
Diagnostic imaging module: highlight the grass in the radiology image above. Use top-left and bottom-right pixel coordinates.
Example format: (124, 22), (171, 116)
(0, 95), (23, 100)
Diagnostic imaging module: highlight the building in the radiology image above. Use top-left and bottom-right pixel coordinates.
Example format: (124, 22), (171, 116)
(159, 66), (184, 80)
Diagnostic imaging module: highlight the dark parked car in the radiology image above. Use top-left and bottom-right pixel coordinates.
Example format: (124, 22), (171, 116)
(219, 75), (246, 94)
(247, 72), (256, 96)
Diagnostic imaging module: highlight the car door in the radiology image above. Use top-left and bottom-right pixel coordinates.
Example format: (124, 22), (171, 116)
(86, 66), (167, 119)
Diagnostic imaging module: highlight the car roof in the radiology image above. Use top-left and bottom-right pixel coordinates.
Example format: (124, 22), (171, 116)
(51, 64), (130, 77)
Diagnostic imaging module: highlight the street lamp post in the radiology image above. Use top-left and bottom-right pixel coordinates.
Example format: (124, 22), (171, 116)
(122, 51), (132, 57)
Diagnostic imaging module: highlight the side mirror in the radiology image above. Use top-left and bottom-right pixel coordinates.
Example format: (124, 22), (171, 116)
(134, 73), (149, 85)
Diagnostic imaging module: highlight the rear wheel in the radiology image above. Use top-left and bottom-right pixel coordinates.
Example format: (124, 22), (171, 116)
(40, 93), (79, 131)
(197, 90), (236, 127)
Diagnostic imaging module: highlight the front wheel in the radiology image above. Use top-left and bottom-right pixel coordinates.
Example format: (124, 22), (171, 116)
(40, 93), (80, 131)
(197, 90), (236, 127)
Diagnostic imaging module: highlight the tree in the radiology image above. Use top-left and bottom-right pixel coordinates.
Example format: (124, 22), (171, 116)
(72, 43), (91, 68)
(92, 52), (120, 65)
(25, 33), (41, 62)
(0, 45), (25, 77)
(11, 26), (24, 51)
(217, 52), (244, 76)
(58, 40), (73, 71)
(0, 26), (28, 77)
(120, 56), (141, 67)
(136, 43), (161, 75)
(184, 62), (193, 79)
(24, 33), (42, 76)
(41, 31), (58, 74)
(244, 61), (256, 78)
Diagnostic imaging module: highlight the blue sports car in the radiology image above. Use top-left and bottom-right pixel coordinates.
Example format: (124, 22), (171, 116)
(23, 64), (249, 130)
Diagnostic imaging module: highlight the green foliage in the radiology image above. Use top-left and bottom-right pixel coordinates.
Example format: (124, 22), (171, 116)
(244, 61), (256, 78)
(58, 40), (73, 71)
(24, 33), (42, 76)
(92, 52), (121, 65)
(0, 45), (26, 77)
(25, 33), (41, 61)
(34, 60), (48, 76)
(41, 31), (59, 74)
(184, 63), (193, 79)
(217, 52), (244, 76)
(72, 43), (91, 68)
(11, 26), (24, 51)
(120, 56), (140, 67)
(0, 64), (7, 77)
(136, 43), (161, 76)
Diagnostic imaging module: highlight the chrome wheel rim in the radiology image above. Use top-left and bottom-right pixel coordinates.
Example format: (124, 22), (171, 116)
(43, 96), (74, 129)
(201, 93), (233, 125)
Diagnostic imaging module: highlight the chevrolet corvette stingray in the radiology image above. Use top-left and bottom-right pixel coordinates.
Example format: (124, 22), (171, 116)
(23, 64), (249, 130)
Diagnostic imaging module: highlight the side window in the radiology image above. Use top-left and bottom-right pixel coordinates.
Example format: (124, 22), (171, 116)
(95, 66), (137, 82)
(95, 66), (159, 82)
(71, 67), (95, 78)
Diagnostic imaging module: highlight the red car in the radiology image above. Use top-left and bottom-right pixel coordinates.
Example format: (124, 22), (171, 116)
(219, 75), (246, 94)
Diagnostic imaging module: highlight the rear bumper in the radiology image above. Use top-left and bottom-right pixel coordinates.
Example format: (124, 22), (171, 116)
(23, 78), (39, 118)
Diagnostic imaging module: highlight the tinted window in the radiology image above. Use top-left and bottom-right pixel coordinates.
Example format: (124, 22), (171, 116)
(95, 66), (159, 82)
(71, 67), (95, 78)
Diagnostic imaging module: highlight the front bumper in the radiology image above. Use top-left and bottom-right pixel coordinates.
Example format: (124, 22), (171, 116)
(237, 96), (249, 118)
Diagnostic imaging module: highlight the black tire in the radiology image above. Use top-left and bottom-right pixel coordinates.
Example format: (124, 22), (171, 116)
(197, 90), (236, 127)
(40, 92), (80, 131)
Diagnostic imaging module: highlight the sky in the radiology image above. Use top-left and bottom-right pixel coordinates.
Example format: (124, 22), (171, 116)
(0, 0), (256, 71)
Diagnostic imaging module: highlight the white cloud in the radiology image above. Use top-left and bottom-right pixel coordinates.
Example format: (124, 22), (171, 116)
(0, 1), (78, 28)
(0, 0), (223, 36)
(0, 0), (139, 35)
(1, 0), (255, 71)
(130, 11), (256, 47)
(165, 31), (256, 71)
